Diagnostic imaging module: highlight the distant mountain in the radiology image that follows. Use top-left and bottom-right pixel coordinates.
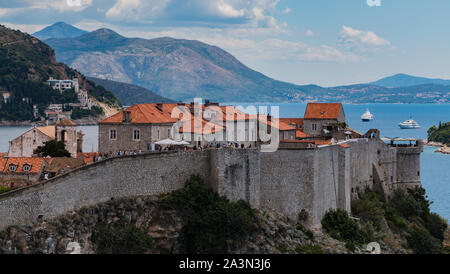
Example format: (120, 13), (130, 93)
(33, 22), (87, 40)
(45, 28), (327, 103)
(42, 23), (450, 104)
(0, 25), (120, 122)
(370, 73), (450, 88)
(87, 77), (175, 106)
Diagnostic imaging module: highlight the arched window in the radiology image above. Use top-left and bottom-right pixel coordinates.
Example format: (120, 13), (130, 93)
(23, 164), (32, 172)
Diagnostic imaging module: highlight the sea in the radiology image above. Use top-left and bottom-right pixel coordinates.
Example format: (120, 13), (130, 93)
(0, 103), (449, 220)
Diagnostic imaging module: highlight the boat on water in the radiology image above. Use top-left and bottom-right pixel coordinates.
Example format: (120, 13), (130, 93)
(398, 117), (421, 129)
(361, 109), (374, 122)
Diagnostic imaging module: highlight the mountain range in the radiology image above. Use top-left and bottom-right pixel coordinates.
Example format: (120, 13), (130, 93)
(33, 22), (87, 40)
(35, 23), (450, 104)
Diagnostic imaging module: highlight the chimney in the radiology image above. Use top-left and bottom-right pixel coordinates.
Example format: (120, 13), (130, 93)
(122, 110), (131, 123)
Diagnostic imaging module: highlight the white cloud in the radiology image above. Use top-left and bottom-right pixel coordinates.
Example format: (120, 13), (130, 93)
(105, 0), (283, 29)
(339, 25), (390, 52)
(305, 29), (314, 36)
(281, 7), (291, 14)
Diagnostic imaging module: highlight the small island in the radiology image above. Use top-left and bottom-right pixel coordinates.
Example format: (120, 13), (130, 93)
(427, 122), (450, 154)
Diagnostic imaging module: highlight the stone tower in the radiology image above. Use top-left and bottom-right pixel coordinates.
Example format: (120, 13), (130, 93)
(55, 119), (78, 157)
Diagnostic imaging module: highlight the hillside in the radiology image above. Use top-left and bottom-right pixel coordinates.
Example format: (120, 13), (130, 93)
(87, 77), (174, 105)
(0, 25), (121, 122)
(428, 122), (450, 145)
(370, 73), (450, 88)
(45, 28), (327, 102)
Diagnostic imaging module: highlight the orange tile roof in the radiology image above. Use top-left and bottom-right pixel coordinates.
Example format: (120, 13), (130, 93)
(1, 157), (45, 174)
(296, 130), (309, 138)
(280, 118), (304, 129)
(99, 103), (186, 124)
(0, 158), (7, 172)
(304, 103), (342, 120)
(36, 125), (56, 139)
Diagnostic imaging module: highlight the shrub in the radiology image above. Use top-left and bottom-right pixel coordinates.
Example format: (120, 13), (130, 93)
(159, 175), (257, 254)
(33, 140), (71, 157)
(295, 244), (324, 254)
(425, 213), (447, 241)
(0, 186), (12, 194)
(389, 187), (430, 221)
(321, 209), (364, 251)
(296, 223), (314, 241)
(406, 226), (442, 254)
(351, 189), (385, 230)
(275, 243), (288, 253)
(91, 223), (154, 254)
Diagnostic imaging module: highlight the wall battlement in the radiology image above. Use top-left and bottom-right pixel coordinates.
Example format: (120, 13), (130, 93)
(0, 138), (422, 231)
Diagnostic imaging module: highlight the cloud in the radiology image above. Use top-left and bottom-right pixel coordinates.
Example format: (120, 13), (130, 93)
(105, 0), (283, 28)
(0, 0), (93, 12)
(339, 25), (390, 52)
(305, 29), (314, 36)
(281, 7), (291, 14)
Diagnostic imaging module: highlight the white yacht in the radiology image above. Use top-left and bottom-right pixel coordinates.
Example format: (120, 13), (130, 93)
(398, 117), (421, 129)
(361, 109), (374, 122)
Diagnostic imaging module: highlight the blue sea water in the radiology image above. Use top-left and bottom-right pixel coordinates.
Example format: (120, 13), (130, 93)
(0, 103), (449, 220)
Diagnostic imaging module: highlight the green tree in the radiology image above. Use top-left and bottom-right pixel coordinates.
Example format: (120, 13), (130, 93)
(34, 140), (71, 157)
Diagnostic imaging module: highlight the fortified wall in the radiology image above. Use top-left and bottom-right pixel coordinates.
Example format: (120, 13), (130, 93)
(0, 138), (423, 231)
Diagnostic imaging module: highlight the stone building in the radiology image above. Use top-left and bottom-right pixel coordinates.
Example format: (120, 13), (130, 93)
(0, 157), (47, 188)
(98, 102), (297, 153)
(8, 119), (83, 158)
(302, 103), (346, 138)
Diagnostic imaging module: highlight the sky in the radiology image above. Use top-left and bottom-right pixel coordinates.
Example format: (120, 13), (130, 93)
(1, 0), (450, 87)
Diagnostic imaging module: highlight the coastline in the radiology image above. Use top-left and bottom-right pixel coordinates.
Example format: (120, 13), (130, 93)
(0, 117), (102, 127)
(425, 140), (450, 155)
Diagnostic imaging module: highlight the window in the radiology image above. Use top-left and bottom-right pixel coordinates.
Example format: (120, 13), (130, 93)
(133, 129), (140, 140)
(283, 131), (288, 140)
(22, 164), (32, 172)
(312, 124), (317, 131)
(8, 164), (17, 172)
(157, 130), (160, 139)
(168, 128), (171, 138)
(110, 129), (117, 140)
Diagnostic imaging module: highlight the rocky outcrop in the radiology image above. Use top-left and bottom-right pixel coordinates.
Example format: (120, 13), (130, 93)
(0, 195), (409, 254)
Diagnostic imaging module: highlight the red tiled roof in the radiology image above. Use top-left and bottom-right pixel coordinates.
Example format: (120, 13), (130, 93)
(99, 104), (186, 124)
(296, 130), (309, 138)
(304, 103), (342, 120)
(1, 157), (45, 174)
(280, 118), (304, 130)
